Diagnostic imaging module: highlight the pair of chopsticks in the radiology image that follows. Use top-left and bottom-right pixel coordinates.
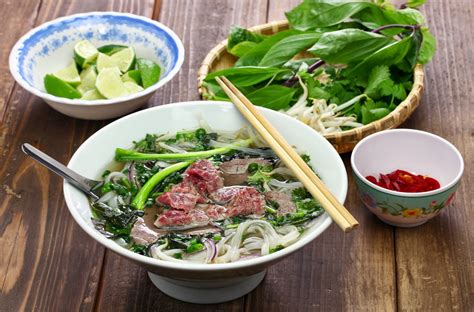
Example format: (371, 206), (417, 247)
(215, 76), (358, 232)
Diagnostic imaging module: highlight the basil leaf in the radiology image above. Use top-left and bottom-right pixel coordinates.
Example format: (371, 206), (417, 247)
(347, 34), (414, 78)
(418, 27), (436, 64)
(235, 30), (301, 67)
(228, 41), (258, 57)
(407, 0), (426, 9)
(246, 85), (296, 110)
(259, 33), (321, 67)
(204, 67), (290, 87)
(287, 0), (422, 31)
(227, 26), (264, 50)
(308, 29), (394, 64)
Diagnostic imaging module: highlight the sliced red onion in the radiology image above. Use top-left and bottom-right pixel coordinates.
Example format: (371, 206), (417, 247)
(203, 238), (217, 263)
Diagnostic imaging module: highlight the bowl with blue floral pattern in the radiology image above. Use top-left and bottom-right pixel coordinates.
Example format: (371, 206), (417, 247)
(351, 129), (464, 227)
(9, 12), (184, 120)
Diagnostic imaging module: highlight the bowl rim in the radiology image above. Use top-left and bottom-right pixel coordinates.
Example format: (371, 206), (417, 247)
(351, 128), (464, 198)
(8, 11), (185, 106)
(63, 100), (348, 271)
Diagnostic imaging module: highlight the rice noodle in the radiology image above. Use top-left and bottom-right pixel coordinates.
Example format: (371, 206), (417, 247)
(105, 172), (127, 183)
(268, 179), (303, 190)
(158, 142), (187, 153)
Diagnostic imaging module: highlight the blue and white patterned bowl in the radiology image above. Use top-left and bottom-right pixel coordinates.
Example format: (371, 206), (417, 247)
(9, 12), (184, 120)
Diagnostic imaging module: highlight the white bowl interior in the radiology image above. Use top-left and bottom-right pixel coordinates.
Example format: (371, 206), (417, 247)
(63, 101), (347, 271)
(11, 12), (182, 92)
(352, 129), (463, 188)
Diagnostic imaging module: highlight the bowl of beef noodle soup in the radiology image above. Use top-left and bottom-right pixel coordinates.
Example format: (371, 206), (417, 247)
(63, 101), (347, 303)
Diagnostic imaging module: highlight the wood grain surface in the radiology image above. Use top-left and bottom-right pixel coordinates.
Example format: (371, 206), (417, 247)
(0, 0), (472, 311)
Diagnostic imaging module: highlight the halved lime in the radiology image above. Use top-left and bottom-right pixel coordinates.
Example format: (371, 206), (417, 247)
(124, 81), (144, 94)
(44, 74), (81, 99)
(121, 69), (142, 85)
(111, 47), (136, 73)
(53, 61), (81, 86)
(95, 67), (129, 99)
(77, 66), (97, 94)
(96, 53), (119, 73)
(81, 88), (105, 100)
(137, 58), (161, 88)
(74, 40), (99, 68)
(97, 44), (127, 55)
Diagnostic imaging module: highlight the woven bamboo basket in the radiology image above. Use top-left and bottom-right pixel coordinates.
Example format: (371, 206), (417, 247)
(198, 20), (424, 153)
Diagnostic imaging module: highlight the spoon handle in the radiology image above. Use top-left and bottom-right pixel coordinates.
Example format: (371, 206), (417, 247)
(21, 143), (100, 200)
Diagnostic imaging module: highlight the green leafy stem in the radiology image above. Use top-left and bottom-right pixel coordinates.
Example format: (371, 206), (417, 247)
(115, 139), (253, 162)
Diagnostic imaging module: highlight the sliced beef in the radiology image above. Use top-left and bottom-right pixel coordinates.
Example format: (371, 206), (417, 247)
(225, 186), (265, 217)
(264, 191), (296, 216)
(131, 217), (161, 245)
(197, 203), (227, 220)
(156, 181), (206, 211)
(209, 186), (248, 203)
(184, 159), (223, 194)
(155, 208), (210, 228)
(219, 158), (271, 186)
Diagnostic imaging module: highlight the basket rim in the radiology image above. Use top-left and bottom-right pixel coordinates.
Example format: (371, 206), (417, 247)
(197, 19), (424, 142)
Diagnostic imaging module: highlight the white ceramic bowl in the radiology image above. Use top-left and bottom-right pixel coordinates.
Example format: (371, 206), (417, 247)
(351, 129), (464, 227)
(9, 12), (184, 120)
(63, 101), (348, 303)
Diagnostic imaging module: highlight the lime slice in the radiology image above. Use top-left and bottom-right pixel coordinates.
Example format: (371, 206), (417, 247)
(81, 88), (105, 100)
(137, 58), (161, 88)
(121, 69), (142, 85)
(97, 44), (127, 55)
(96, 53), (119, 73)
(111, 47), (136, 73)
(44, 74), (81, 99)
(124, 81), (144, 94)
(53, 61), (81, 86)
(95, 67), (129, 99)
(77, 66), (97, 94)
(74, 40), (99, 68)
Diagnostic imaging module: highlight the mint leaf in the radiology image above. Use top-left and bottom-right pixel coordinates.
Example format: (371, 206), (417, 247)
(418, 27), (436, 64)
(365, 65), (391, 98)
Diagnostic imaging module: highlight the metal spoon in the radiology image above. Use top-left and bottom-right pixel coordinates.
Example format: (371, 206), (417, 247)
(21, 143), (102, 200)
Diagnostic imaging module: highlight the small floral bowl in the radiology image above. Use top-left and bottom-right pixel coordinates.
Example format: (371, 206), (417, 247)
(351, 129), (464, 227)
(9, 12), (184, 120)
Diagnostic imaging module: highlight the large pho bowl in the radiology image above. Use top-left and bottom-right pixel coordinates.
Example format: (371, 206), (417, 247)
(9, 12), (184, 120)
(63, 101), (348, 303)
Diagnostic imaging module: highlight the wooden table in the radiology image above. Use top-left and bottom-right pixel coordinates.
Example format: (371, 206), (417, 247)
(1, 1), (472, 311)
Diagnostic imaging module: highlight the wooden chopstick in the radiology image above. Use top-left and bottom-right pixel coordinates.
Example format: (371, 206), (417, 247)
(216, 76), (358, 232)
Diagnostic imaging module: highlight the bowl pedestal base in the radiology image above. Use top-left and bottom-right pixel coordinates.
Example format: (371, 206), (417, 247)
(378, 217), (429, 228)
(148, 270), (266, 304)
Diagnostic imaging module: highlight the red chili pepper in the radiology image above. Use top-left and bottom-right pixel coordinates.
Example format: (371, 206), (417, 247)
(365, 169), (440, 193)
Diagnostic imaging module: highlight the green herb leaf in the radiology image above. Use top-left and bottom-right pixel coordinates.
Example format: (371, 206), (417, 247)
(406, 0), (426, 9)
(418, 27), (436, 64)
(308, 29), (394, 64)
(235, 30), (301, 67)
(228, 41), (258, 57)
(259, 33), (321, 67)
(246, 85), (296, 110)
(205, 67), (290, 87)
(227, 26), (265, 50)
(347, 34), (414, 78)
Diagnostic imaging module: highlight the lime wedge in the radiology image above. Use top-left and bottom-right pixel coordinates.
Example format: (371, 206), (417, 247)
(81, 88), (105, 100)
(121, 69), (142, 85)
(97, 44), (127, 55)
(74, 40), (98, 68)
(44, 74), (81, 99)
(53, 61), (81, 86)
(96, 53), (119, 73)
(77, 66), (97, 94)
(124, 81), (144, 94)
(137, 58), (161, 88)
(111, 47), (136, 73)
(95, 67), (129, 99)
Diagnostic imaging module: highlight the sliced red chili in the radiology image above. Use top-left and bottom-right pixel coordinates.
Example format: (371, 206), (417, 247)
(365, 169), (441, 193)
